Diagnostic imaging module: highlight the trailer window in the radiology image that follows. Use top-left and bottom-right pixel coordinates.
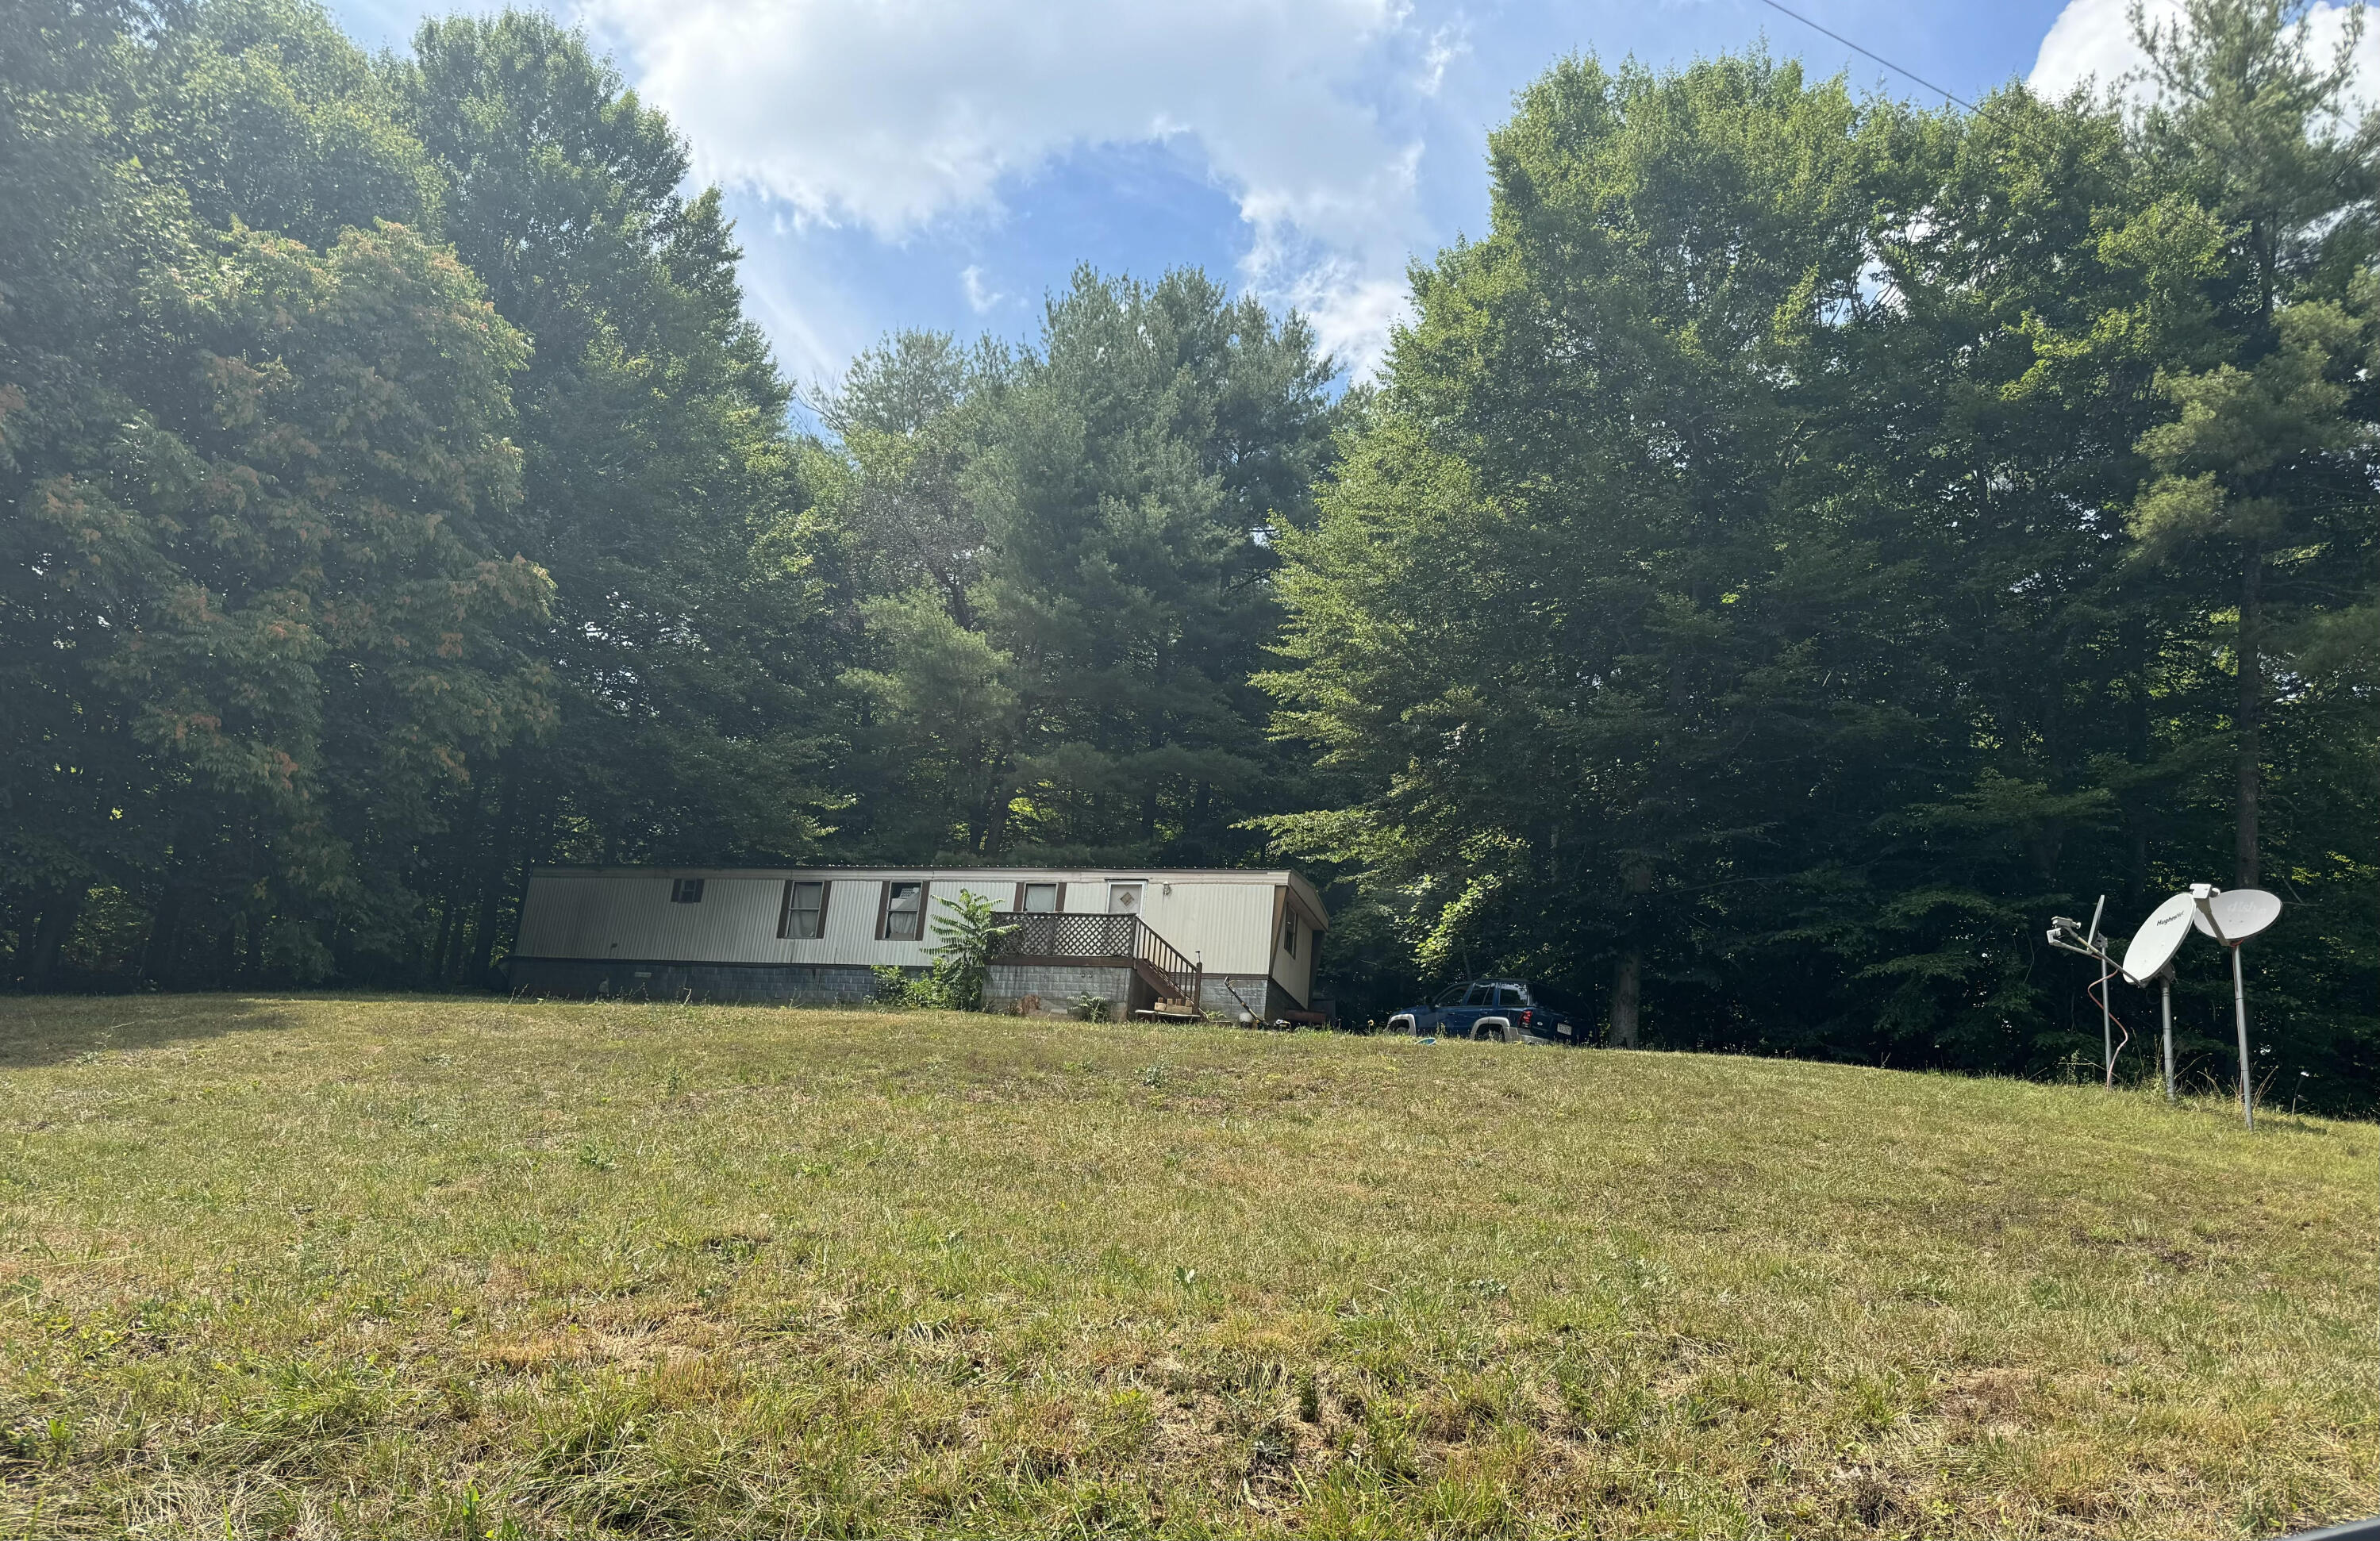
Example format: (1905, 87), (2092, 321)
(1281, 913), (1298, 957)
(670, 878), (705, 904)
(1022, 882), (1059, 913)
(882, 881), (925, 940)
(780, 881), (827, 940)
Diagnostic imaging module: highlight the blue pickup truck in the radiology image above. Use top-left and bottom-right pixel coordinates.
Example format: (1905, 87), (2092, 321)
(1386, 980), (1578, 1044)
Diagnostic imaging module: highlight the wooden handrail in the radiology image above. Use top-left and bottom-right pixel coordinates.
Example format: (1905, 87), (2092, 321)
(992, 912), (1199, 1003)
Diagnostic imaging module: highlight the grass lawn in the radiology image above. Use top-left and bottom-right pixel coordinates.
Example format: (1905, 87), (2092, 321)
(0, 994), (2370, 1538)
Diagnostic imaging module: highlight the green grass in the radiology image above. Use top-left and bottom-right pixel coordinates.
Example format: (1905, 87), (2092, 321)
(0, 995), (2371, 1538)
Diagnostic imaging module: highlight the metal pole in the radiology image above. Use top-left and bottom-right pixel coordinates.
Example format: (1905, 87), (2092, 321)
(2089, 893), (2110, 1088)
(2231, 943), (2253, 1129)
(2160, 974), (2175, 1104)
(2101, 953), (2113, 1088)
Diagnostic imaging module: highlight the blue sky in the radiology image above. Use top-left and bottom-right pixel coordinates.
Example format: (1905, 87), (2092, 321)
(317, 0), (2240, 398)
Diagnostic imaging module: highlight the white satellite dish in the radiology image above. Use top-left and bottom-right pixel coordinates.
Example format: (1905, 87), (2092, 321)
(2120, 892), (2196, 986)
(2189, 887), (2281, 943)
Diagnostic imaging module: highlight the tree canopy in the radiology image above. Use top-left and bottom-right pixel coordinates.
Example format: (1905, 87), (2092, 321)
(819, 268), (1346, 865)
(2, 0), (2372, 1109)
(1266, 7), (2377, 1104)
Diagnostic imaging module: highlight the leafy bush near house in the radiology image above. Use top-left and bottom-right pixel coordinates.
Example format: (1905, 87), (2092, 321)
(872, 893), (1017, 1012)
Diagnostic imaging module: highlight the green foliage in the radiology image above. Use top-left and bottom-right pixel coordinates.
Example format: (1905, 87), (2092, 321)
(819, 268), (1348, 864)
(870, 960), (965, 1012)
(925, 890), (1017, 1009)
(1264, 20), (2378, 1102)
(0, 0), (554, 989)
(2, 0), (2373, 1114)
(2, 0), (838, 991)
(383, 10), (840, 977)
(872, 892), (1017, 1012)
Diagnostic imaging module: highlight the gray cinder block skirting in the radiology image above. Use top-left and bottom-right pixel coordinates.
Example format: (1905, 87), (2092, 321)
(505, 956), (1301, 1020)
(506, 956), (882, 1005)
(986, 963), (1137, 1015)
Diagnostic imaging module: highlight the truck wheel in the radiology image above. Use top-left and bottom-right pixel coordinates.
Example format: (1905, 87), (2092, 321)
(1471, 1016), (1513, 1043)
(1387, 1013), (1419, 1036)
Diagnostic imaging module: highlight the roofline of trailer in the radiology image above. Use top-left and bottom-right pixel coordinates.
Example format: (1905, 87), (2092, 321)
(528, 864), (1330, 929)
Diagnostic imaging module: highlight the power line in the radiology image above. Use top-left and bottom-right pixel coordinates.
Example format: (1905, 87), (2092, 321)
(1750, 0), (1981, 113)
(1748, 0), (2078, 160)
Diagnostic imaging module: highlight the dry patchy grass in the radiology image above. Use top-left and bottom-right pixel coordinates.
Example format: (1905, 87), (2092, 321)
(0, 993), (2370, 1537)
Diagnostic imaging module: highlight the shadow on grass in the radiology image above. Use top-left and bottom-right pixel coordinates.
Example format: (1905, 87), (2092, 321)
(0, 993), (317, 1069)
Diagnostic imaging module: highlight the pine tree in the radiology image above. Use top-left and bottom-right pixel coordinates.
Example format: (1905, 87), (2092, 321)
(2118, 0), (2380, 888)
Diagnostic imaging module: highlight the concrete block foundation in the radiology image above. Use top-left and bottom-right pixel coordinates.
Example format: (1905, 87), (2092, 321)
(1194, 974), (1286, 1019)
(982, 966), (1293, 1021)
(987, 963), (1138, 1017)
(506, 956), (1313, 1024)
(506, 956), (879, 1006)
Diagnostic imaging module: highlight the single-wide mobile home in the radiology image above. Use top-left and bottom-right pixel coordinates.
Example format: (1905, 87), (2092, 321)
(509, 866), (1330, 1020)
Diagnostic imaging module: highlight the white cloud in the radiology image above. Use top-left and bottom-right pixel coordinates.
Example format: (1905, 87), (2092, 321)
(2031, 0), (2380, 110)
(2027, 0), (2167, 101)
(577, 0), (1451, 375)
(1237, 194), (1420, 375)
(1289, 263), (1413, 377)
(959, 264), (1001, 314)
(1417, 18), (1470, 97)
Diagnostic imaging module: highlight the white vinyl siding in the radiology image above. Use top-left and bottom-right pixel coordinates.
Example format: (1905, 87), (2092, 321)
(1132, 881), (1275, 974)
(517, 866), (1328, 1002)
(517, 875), (786, 963)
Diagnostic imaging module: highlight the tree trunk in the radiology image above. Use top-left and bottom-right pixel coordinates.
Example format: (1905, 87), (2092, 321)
(213, 917), (238, 987)
(431, 897), (456, 987)
(1141, 713), (1163, 841)
(143, 886), (186, 986)
(442, 886), (471, 983)
(2236, 547), (2263, 890)
(972, 749), (1013, 857)
(439, 786), (486, 984)
(468, 878), (501, 986)
(1609, 947), (1642, 1050)
(23, 885), (86, 990)
(244, 902), (266, 982)
(502, 801), (542, 986)
(1609, 859), (1651, 1048)
(470, 762), (521, 982)
(2123, 613), (2151, 909)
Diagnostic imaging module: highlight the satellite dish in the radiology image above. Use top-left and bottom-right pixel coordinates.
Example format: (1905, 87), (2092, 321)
(2190, 887), (2281, 943)
(2120, 892), (2197, 986)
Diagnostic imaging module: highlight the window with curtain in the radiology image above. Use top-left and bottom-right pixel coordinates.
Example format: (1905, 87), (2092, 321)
(780, 881), (827, 940)
(882, 881), (925, 940)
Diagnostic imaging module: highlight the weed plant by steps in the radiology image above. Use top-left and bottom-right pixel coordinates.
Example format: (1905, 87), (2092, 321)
(0, 996), (2370, 1537)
